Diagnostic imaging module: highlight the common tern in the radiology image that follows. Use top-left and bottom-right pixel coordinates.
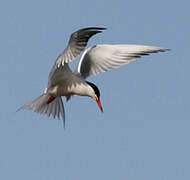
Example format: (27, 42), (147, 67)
(18, 27), (169, 127)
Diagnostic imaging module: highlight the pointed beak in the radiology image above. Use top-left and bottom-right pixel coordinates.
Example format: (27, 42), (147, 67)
(95, 97), (103, 113)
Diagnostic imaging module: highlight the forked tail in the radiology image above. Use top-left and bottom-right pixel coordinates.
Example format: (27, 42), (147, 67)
(17, 94), (65, 127)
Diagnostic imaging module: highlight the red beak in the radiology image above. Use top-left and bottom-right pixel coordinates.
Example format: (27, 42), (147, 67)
(95, 97), (103, 112)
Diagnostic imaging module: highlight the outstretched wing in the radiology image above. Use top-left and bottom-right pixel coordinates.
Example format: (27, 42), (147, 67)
(75, 44), (169, 79)
(55, 27), (106, 67)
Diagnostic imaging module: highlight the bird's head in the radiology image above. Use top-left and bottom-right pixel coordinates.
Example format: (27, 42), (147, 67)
(86, 81), (103, 112)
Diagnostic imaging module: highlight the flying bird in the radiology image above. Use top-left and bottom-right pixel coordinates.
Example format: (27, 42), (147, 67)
(18, 27), (169, 127)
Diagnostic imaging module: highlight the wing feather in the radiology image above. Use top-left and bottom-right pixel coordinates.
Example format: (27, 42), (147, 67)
(55, 27), (106, 67)
(75, 44), (169, 78)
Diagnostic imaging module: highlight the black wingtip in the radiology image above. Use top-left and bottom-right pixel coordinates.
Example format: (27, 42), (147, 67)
(95, 27), (107, 30)
(163, 48), (171, 52)
(97, 27), (107, 32)
(78, 27), (107, 32)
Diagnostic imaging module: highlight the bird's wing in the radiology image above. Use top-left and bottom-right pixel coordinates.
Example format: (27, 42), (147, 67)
(55, 27), (106, 67)
(45, 63), (72, 92)
(75, 44), (169, 78)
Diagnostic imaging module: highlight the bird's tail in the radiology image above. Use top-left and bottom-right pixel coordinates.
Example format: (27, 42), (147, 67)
(17, 93), (65, 127)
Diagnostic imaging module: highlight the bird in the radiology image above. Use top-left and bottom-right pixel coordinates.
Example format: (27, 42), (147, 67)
(18, 27), (169, 127)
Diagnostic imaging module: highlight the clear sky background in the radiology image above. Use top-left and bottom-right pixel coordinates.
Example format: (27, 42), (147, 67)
(0, 0), (189, 179)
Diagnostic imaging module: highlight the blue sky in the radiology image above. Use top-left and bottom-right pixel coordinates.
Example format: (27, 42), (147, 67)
(0, 0), (189, 179)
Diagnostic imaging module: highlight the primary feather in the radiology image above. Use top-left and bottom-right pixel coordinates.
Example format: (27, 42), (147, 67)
(75, 44), (169, 78)
(55, 27), (106, 67)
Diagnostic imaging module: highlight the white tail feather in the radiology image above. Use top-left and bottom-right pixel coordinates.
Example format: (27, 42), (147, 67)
(17, 94), (65, 127)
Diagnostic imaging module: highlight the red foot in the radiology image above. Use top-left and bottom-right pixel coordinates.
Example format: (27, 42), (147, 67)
(47, 96), (55, 104)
